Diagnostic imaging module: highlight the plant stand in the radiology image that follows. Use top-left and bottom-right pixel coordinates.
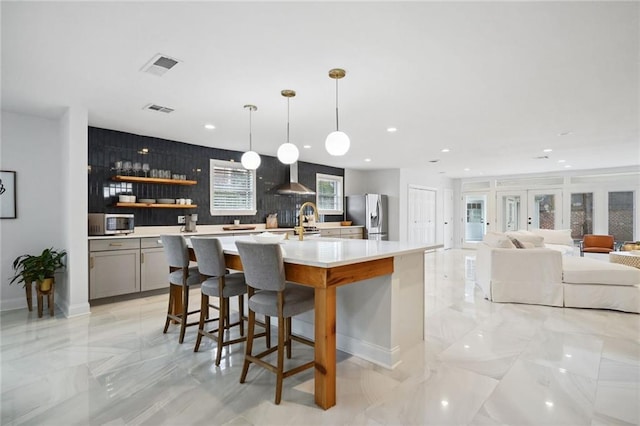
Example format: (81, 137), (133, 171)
(36, 282), (55, 318)
(25, 282), (33, 311)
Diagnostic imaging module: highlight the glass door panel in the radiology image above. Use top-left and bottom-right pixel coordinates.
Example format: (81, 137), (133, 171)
(497, 191), (527, 232)
(527, 190), (563, 230)
(463, 193), (489, 247)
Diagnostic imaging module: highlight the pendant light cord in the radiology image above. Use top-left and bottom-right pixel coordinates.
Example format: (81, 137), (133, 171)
(335, 78), (340, 131)
(286, 97), (291, 143)
(248, 107), (253, 151)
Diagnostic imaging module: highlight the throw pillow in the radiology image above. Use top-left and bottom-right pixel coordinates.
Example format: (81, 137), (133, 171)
(483, 232), (515, 248)
(509, 237), (526, 249)
(530, 229), (574, 246)
(506, 231), (545, 247)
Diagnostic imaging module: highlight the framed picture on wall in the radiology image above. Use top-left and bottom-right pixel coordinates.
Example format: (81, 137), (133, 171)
(0, 170), (17, 219)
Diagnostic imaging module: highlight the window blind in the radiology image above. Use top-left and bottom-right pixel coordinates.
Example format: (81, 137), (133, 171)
(210, 160), (256, 215)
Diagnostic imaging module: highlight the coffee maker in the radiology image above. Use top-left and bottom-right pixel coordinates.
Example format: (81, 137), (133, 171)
(184, 214), (198, 232)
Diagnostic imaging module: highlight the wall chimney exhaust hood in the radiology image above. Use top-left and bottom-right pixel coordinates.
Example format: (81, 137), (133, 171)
(276, 162), (315, 195)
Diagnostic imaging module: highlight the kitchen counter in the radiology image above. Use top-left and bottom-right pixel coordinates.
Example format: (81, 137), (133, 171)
(201, 234), (428, 268)
(195, 235), (439, 409)
(88, 223), (363, 239)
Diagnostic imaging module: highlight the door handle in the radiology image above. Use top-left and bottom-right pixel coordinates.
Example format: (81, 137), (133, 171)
(141, 253), (145, 264)
(90, 257), (94, 269)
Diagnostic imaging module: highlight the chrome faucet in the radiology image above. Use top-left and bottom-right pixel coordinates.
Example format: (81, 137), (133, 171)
(297, 201), (318, 241)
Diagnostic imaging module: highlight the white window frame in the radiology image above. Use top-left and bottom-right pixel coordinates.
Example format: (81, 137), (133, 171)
(209, 159), (257, 216)
(316, 173), (344, 215)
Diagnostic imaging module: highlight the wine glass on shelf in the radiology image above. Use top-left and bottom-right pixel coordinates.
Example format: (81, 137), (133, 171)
(114, 160), (123, 175)
(142, 163), (150, 177)
(133, 162), (142, 176)
(122, 161), (132, 176)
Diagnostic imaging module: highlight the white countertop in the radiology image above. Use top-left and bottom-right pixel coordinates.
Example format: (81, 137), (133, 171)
(88, 224), (363, 240)
(200, 235), (437, 268)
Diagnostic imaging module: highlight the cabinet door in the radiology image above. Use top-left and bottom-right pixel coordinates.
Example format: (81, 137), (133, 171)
(141, 248), (169, 291)
(340, 228), (363, 239)
(89, 249), (140, 299)
(320, 229), (341, 237)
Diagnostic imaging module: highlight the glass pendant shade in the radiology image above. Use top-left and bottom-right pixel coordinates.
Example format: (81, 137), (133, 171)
(241, 150), (261, 170)
(325, 131), (350, 156)
(277, 142), (299, 164)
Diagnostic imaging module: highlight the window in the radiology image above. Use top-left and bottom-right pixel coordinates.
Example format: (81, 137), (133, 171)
(608, 191), (634, 241)
(316, 173), (343, 215)
(209, 159), (256, 216)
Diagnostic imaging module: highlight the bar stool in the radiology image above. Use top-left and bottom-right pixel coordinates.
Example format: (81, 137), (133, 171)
(235, 240), (315, 405)
(160, 234), (202, 343)
(191, 237), (248, 365)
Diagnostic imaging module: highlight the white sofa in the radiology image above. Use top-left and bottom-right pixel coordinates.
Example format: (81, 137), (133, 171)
(476, 231), (640, 313)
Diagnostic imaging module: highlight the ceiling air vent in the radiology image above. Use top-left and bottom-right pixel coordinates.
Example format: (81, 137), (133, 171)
(141, 54), (181, 76)
(144, 104), (175, 113)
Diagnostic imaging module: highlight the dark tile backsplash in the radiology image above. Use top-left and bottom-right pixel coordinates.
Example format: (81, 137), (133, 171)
(88, 127), (344, 227)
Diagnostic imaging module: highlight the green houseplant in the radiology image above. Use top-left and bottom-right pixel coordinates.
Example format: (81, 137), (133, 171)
(10, 248), (67, 292)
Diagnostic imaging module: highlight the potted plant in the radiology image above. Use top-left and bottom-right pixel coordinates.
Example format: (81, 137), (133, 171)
(10, 248), (67, 292)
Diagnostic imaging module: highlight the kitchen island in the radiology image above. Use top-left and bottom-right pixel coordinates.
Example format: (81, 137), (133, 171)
(201, 235), (438, 410)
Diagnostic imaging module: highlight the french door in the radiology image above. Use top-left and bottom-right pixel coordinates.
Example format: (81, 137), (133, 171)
(497, 189), (563, 232)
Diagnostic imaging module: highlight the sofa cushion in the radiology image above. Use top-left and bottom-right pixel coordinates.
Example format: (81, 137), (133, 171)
(563, 256), (640, 286)
(531, 229), (574, 246)
(506, 231), (545, 247)
(483, 232), (515, 248)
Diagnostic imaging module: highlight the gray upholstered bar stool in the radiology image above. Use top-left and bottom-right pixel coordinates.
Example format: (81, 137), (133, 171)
(190, 237), (249, 365)
(235, 240), (315, 405)
(160, 234), (202, 343)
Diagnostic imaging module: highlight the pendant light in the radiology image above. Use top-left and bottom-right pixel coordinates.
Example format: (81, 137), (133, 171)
(325, 68), (350, 156)
(277, 89), (300, 165)
(241, 104), (261, 170)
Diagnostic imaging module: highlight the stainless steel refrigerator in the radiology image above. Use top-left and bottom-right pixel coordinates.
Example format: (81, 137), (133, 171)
(346, 194), (388, 240)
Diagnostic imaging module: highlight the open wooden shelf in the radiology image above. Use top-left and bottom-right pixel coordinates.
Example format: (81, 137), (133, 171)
(112, 176), (197, 185)
(115, 202), (198, 209)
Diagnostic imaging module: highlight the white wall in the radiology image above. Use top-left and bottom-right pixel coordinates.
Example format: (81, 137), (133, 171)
(0, 111), (65, 311)
(345, 169), (401, 240)
(346, 167), (454, 243)
(59, 107), (90, 317)
(0, 109), (90, 316)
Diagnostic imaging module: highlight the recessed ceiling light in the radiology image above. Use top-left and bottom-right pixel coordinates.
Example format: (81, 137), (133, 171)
(543, 148), (553, 153)
(303, 145), (311, 149)
(564, 165), (572, 168)
(204, 124), (216, 130)
(364, 158), (371, 162)
(441, 148), (450, 153)
(464, 168), (470, 171)
(441, 400), (449, 407)
(545, 401), (554, 408)
(558, 159), (566, 163)
(387, 127), (397, 133)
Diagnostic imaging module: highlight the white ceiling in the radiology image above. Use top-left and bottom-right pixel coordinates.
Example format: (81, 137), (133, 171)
(2, 1), (638, 178)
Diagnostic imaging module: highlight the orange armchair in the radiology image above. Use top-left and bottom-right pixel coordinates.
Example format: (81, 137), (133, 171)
(581, 234), (615, 257)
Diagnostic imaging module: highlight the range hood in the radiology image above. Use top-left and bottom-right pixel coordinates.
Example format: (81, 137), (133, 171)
(276, 162), (315, 195)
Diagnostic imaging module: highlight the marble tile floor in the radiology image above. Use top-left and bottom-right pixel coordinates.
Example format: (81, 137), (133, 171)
(1, 249), (638, 425)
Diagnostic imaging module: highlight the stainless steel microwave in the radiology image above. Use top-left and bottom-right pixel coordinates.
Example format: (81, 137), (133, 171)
(88, 213), (135, 235)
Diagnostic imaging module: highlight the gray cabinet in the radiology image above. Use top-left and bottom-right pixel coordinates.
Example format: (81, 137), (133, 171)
(320, 227), (363, 239)
(141, 237), (169, 291)
(89, 239), (141, 299)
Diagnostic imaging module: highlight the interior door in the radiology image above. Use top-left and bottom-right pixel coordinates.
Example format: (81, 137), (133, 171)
(527, 189), (563, 229)
(408, 186), (436, 245)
